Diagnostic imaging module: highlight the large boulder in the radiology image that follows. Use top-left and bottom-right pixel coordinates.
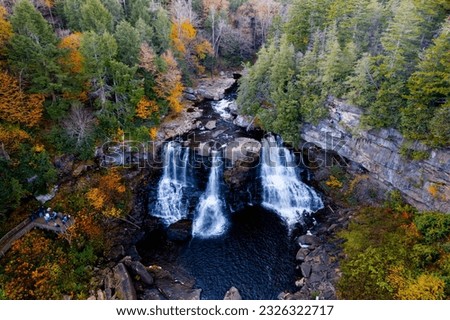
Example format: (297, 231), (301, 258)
(123, 259), (154, 286)
(205, 120), (217, 130)
(224, 287), (242, 300)
(149, 266), (201, 300)
(113, 263), (137, 300)
(196, 77), (235, 101)
(224, 137), (261, 165)
(233, 115), (255, 130)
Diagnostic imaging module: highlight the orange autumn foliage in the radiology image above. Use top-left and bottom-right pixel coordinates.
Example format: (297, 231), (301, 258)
(136, 96), (159, 119)
(59, 32), (84, 74)
(155, 50), (184, 113)
(0, 125), (30, 153)
(149, 127), (158, 140)
(86, 169), (126, 218)
(4, 232), (64, 300)
(0, 6), (12, 57)
(67, 208), (103, 245)
(86, 187), (105, 210)
(0, 71), (44, 127)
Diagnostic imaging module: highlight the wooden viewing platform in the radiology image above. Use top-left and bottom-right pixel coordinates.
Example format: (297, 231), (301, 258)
(0, 215), (74, 258)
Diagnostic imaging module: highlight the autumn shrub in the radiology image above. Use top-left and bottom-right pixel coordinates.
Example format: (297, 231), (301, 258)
(414, 212), (450, 244)
(338, 201), (450, 299)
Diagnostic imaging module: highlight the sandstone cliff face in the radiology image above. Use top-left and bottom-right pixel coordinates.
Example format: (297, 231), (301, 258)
(301, 99), (450, 213)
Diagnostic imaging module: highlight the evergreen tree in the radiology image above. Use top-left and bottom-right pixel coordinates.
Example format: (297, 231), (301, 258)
(268, 37), (299, 141)
(345, 53), (378, 109)
(62, 0), (84, 31)
(237, 43), (276, 117)
(80, 31), (118, 108)
(114, 20), (141, 66)
(8, 0), (63, 94)
(151, 7), (171, 54)
(135, 18), (154, 45)
(296, 33), (328, 124)
(100, 0), (124, 26)
(80, 0), (113, 33)
(127, 0), (151, 25)
(284, 0), (331, 52)
(402, 20), (450, 146)
(367, 0), (425, 128)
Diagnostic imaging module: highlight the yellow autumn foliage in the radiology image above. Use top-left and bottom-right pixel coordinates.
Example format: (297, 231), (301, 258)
(136, 97), (159, 119)
(0, 125), (30, 153)
(0, 71), (44, 127)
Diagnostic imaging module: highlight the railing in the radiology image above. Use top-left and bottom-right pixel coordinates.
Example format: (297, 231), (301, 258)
(0, 217), (73, 258)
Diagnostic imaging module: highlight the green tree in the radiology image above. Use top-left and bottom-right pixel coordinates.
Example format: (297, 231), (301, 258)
(402, 20), (450, 146)
(296, 33), (328, 124)
(268, 37), (300, 142)
(237, 43), (276, 117)
(8, 0), (63, 95)
(151, 7), (171, 54)
(80, 31), (118, 108)
(135, 18), (154, 45)
(80, 0), (113, 33)
(61, 0), (84, 31)
(100, 0), (124, 26)
(366, 0), (425, 128)
(114, 20), (141, 66)
(127, 0), (151, 25)
(285, 0), (331, 52)
(345, 53), (378, 109)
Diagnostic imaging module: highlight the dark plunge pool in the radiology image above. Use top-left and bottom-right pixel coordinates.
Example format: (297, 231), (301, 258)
(177, 205), (297, 300)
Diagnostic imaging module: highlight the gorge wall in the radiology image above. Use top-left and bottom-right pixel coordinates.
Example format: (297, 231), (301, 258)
(301, 99), (450, 213)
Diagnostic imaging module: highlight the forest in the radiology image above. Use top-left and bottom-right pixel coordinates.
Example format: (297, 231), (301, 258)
(0, 0), (449, 300)
(238, 0), (450, 147)
(0, 0), (275, 299)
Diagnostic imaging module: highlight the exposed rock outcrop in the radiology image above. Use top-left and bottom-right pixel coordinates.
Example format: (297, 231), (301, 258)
(123, 258), (154, 286)
(196, 76), (236, 101)
(301, 98), (450, 212)
(113, 263), (137, 300)
(224, 287), (242, 300)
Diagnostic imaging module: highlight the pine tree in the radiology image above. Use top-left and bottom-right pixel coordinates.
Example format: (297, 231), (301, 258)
(285, 0), (331, 52)
(345, 53), (378, 108)
(100, 0), (124, 26)
(8, 0), (63, 94)
(402, 20), (450, 146)
(151, 7), (171, 54)
(296, 32), (328, 124)
(62, 0), (84, 31)
(114, 20), (141, 66)
(80, 0), (113, 33)
(80, 31), (118, 107)
(135, 18), (154, 45)
(237, 43), (276, 117)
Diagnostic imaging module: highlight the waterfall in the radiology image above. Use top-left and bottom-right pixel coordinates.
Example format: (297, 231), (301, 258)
(193, 150), (228, 238)
(153, 141), (189, 225)
(261, 135), (324, 229)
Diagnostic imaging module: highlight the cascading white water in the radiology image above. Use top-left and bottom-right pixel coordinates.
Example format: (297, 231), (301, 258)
(193, 150), (228, 238)
(212, 99), (234, 121)
(261, 135), (324, 229)
(153, 141), (189, 225)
